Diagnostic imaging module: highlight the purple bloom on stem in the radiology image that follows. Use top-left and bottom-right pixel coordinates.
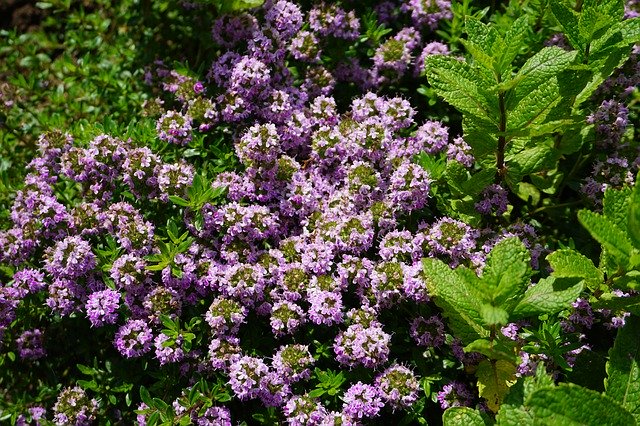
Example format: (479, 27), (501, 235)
(342, 382), (384, 419)
(436, 381), (475, 409)
(85, 289), (120, 327)
(16, 329), (46, 360)
(114, 319), (153, 358)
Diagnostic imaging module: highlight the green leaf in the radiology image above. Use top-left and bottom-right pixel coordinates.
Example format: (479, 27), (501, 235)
(476, 359), (518, 412)
(578, 209), (635, 267)
(425, 55), (499, 125)
(604, 186), (632, 231)
(528, 383), (636, 425)
(499, 16), (529, 69)
(512, 276), (583, 319)
(168, 195), (190, 207)
(606, 315), (640, 421)
(508, 47), (577, 108)
(423, 258), (489, 344)
(480, 304), (510, 326)
(76, 363), (95, 376)
(480, 237), (531, 308)
(140, 386), (152, 406)
(550, 1), (584, 51)
(547, 249), (604, 291)
(466, 338), (518, 363)
(628, 179), (640, 250)
(443, 407), (489, 426)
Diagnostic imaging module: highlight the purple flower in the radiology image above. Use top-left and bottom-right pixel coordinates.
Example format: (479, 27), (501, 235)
(402, 0), (453, 30)
(410, 315), (446, 347)
(43, 236), (96, 280)
(236, 123), (282, 166)
(375, 364), (420, 410)
(228, 355), (270, 400)
(283, 394), (327, 425)
(154, 332), (185, 365)
(270, 300), (305, 337)
(114, 319), (153, 358)
(342, 382), (384, 419)
(447, 136), (475, 167)
(85, 289), (120, 327)
(52, 386), (98, 426)
(265, 1), (303, 40)
(288, 30), (321, 62)
(12, 268), (47, 293)
(272, 344), (315, 383)
(156, 161), (194, 202)
(208, 336), (242, 371)
(436, 381), (475, 410)
(205, 296), (247, 336)
(16, 329), (46, 360)
(157, 110), (193, 145)
(334, 322), (391, 368)
(422, 217), (479, 265)
(307, 290), (344, 326)
(308, 4), (360, 40)
(476, 184), (509, 215)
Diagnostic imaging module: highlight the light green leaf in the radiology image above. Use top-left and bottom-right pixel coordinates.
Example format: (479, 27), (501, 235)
(578, 209), (635, 267)
(528, 383), (636, 425)
(423, 258), (489, 344)
(499, 16), (529, 69)
(443, 407), (489, 426)
(512, 276), (583, 319)
(606, 315), (640, 421)
(425, 55), (499, 125)
(480, 304), (510, 326)
(508, 77), (565, 131)
(550, 1), (584, 51)
(628, 179), (640, 249)
(547, 249), (604, 291)
(476, 359), (518, 412)
(480, 237), (531, 309)
(509, 47), (577, 107)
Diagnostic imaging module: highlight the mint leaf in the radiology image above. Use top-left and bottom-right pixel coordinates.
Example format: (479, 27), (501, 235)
(443, 407), (489, 426)
(547, 249), (604, 291)
(479, 237), (531, 309)
(606, 315), (640, 421)
(578, 209), (635, 267)
(476, 359), (518, 412)
(508, 47), (577, 109)
(512, 276), (583, 319)
(628, 178), (640, 250)
(550, 1), (584, 51)
(528, 383), (635, 425)
(423, 258), (489, 344)
(425, 55), (499, 124)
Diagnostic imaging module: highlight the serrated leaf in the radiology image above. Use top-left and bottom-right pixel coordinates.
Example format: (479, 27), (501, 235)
(465, 338), (518, 363)
(509, 47), (577, 107)
(425, 55), (499, 125)
(499, 16), (529, 69)
(578, 209), (635, 267)
(512, 276), (583, 319)
(480, 304), (510, 326)
(506, 144), (559, 184)
(423, 258), (489, 344)
(462, 168), (496, 196)
(76, 363), (95, 376)
(602, 187), (632, 231)
(528, 383), (635, 425)
(477, 359), (518, 412)
(443, 407), (489, 426)
(606, 315), (640, 421)
(547, 249), (603, 291)
(550, 1), (584, 51)
(508, 77), (565, 131)
(480, 237), (531, 309)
